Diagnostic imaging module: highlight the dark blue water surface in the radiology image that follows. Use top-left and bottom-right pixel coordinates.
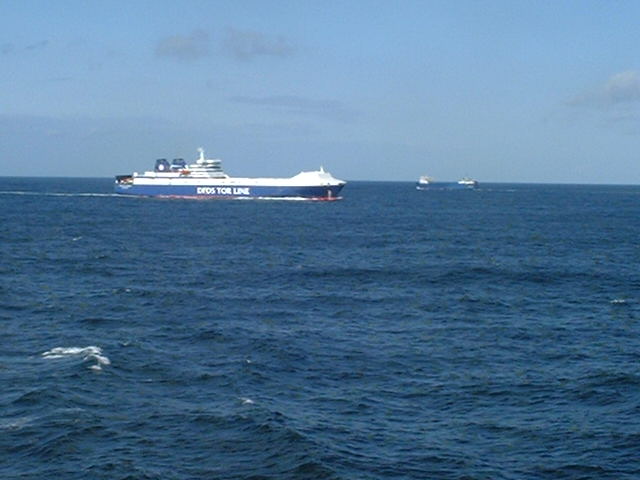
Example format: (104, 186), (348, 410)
(1, 178), (639, 479)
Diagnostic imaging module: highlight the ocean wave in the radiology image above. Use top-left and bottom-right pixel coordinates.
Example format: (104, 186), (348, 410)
(0, 191), (119, 197)
(3, 179), (639, 479)
(41, 346), (110, 371)
(0, 415), (33, 431)
(610, 298), (631, 305)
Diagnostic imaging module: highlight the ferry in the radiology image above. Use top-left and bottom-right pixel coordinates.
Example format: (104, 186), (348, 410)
(416, 175), (478, 190)
(115, 148), (346, 200)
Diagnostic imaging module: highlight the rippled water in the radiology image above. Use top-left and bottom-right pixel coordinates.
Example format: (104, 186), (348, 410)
(1, 178), (639, 479)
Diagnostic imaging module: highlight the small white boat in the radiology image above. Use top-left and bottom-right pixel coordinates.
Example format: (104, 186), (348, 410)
(416, 175), (478, 190)
(457, 177), (478, 187)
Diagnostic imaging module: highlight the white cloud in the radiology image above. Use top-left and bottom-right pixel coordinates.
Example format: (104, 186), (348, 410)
(25, 40), (49, 51)
(155, 30), (209, 61)
(223, 28), (294, 60)
(1, 41), (49, 54)
(568, 71), (640, 108)
(603, 71), (640, 104)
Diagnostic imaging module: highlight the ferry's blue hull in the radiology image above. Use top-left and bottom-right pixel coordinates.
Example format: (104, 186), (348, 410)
(114, 183), (345, 200)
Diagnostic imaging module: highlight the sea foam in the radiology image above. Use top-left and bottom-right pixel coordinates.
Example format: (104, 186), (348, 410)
(42, 346), (111, 371)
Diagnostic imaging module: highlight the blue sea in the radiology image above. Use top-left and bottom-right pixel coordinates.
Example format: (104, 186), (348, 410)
(1, 178), (639, 480)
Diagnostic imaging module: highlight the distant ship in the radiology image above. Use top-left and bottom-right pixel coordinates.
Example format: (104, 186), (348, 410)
(416, 175), (478, 190)
(115, 148), (346, 200)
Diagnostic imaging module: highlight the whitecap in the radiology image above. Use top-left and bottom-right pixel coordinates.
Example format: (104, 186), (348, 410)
(0, 416), (32, 431)
(240, 397), (255, 405)
(610, 298), (629, 305)
(42, 346), (110, 371)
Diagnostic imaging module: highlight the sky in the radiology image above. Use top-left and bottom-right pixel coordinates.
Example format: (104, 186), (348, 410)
(2, 0), (640, 183)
